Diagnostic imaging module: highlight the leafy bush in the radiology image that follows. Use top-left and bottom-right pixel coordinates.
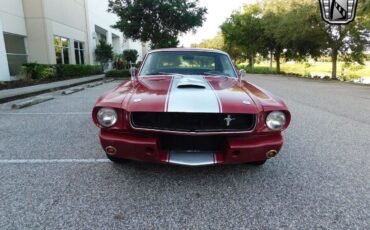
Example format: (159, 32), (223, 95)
(123, 49), (139, 64)
(55, 64), (102, 78)
(237, 64), (277, 74)
(95, 40), (114, 64)
(349, 65), (365, 72)
(105, 70), (131, 78)
(340, 75), (360, 82)
(21, 63), (103, 80)
(21, 63), (54, 80)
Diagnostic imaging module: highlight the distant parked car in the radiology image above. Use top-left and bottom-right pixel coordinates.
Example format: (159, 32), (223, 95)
(92, 48), (291, 166)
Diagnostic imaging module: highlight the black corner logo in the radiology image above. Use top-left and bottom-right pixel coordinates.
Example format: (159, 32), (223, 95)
(319, 0), (358, 25)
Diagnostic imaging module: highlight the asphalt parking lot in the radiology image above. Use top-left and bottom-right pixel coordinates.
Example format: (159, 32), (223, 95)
(0, 75), (369, 229)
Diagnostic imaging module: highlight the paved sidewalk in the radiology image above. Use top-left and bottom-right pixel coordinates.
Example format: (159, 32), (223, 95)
(0, 75), (104, 103)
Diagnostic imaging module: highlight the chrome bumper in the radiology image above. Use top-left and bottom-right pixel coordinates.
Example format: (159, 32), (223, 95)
(168, 151), (215, 166)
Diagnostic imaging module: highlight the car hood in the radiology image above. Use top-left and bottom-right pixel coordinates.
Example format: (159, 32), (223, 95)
(122, 75), (265, 114)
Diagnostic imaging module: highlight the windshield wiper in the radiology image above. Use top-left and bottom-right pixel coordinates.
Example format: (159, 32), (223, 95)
(203, 71), (230, 77)
(146, 72), (174, 76)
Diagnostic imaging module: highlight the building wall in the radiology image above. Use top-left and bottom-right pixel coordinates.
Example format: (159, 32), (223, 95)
(0, 0), (27, 35)
(0, 0), (27, 81)
(0, 0), (147, 81)
(44, 0), (88, 64)
(23, 0), (88, 65)
(0, 18), (11, 81)
(85, 0), (148, 62)
(85, 0), (124, 65)
(22, 0), (49, 64)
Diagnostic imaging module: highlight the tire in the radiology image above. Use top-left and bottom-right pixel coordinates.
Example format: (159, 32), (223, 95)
(106, 154), (130, 164)
(249, 160), (267, 166)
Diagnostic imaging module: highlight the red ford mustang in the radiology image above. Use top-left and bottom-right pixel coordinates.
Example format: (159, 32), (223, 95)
(92, 48), (291, 166)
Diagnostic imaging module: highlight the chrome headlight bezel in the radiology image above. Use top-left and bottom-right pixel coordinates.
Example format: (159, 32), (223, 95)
(97, 108), (118, 128)
(266, 111), (286, 131)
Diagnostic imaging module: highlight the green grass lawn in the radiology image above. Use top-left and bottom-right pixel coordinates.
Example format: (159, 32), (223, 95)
(241, 61), (370, 79)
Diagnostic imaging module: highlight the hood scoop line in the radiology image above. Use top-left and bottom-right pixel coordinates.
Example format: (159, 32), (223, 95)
(176, 77), (206, 89)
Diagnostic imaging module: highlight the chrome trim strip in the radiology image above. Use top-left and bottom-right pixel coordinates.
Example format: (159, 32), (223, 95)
(164, 76), (174, 112)
(177, 77), (206, 88)
(139, 50), (239, 78)
(147, 48), (229, 55)
(168, 151), (215, 166)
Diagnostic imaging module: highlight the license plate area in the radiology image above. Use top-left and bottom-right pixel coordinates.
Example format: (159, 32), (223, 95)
(159, 135), (226, 151)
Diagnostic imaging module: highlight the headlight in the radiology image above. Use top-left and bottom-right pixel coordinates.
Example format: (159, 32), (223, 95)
(97, 108), (117, 127)
(266, 111), (286, 131)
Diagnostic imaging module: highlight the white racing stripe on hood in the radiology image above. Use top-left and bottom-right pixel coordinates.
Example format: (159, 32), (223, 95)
(166, 75), (220, 113)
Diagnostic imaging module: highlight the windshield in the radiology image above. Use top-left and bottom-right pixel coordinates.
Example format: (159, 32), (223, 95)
(139, 51), (237, 78)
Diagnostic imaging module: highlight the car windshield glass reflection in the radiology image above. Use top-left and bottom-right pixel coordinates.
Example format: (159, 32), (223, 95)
(140, 51), (237, 78)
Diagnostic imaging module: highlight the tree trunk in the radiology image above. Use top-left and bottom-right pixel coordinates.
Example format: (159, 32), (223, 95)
(248, 55), (254, 69)
(275, 52), (281, 73)
(269, 51), (273, 71)
(331, 49), (338, 79)
(251, 54), (254, 70)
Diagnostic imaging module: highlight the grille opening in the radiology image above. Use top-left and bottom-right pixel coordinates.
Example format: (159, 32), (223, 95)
(131, 112), (256, 132)
(159, 135), (226, 151)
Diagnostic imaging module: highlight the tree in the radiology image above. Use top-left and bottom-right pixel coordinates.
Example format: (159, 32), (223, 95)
(191, 32), (245, 63)
(359, 0), (370, 15)
(259, 11), (284, 72)
(259, 0), (370, 79)
(358, 0), (370, 29)
(123, 49), (139, 64)
(221, 4), (267, 68)
(95, 39), (114, 67)
(108, 0), (207, 49)
(274, 0), (369, 79)
(191, 32), (225, 50)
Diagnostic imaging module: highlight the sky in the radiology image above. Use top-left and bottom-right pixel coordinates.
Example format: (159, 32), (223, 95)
(179, 0), (257, 47)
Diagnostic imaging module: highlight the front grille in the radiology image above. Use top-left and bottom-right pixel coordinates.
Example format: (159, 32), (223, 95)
(130, 112), (256, 132)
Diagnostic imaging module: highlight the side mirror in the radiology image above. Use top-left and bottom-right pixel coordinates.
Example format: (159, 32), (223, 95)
(239, 69), (247, 82)
(130, 67), (138, 81)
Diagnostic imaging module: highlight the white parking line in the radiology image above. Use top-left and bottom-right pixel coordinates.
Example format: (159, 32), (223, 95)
(0, 112), (90, 115)
(0, 159), (110, 164)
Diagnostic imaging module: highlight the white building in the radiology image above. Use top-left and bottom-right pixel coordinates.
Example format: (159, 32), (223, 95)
(0, 0), (147, 81)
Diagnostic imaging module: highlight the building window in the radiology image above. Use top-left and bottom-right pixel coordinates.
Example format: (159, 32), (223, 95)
(74, 41), (85, 64)
(4, 33), (28, 76)
(54, 36), (70, 64)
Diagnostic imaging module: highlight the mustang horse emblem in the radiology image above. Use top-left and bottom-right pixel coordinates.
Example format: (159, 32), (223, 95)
(224, 115), (236, 127)
(319, 0), (358, 25)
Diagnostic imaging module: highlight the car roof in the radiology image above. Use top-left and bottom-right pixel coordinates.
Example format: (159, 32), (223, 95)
(148, 48), (228, 55)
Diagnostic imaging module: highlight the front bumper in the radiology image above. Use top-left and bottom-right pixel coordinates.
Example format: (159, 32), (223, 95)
(100, 130), (284, 166)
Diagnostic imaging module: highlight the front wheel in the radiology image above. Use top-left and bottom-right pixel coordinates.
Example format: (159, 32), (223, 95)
(249, 160), (267, 166)
(106, 154), (130, 164)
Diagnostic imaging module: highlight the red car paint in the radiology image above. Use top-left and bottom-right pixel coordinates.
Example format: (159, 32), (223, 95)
(92, 48), (291, 165)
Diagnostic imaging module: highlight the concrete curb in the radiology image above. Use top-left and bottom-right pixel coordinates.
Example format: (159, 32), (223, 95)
(104, 78), (115, 83)
(62, 87), (85, 95)
(247, 74), (370, 87)
(11, 95), (54, 109)
(87, 81), (103, 88)
(0, 75), (104, 104)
